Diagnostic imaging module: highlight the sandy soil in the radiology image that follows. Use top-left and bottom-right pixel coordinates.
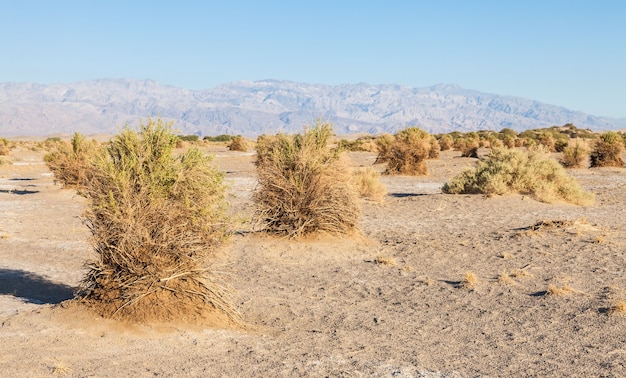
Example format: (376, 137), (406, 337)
(1, 143), (626, 377)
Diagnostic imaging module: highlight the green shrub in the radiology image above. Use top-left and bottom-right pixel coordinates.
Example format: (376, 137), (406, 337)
(203, 134), (233, 142)
(253, 121), (360, 237)
(78, 117), (238, 324)
(590, 131), (624, 168)
(177, 134), (200, 142)
(442, 148), (594, 205)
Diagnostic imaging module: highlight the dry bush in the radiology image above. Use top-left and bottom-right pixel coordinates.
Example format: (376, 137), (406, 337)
(44, 132), (98, 188)
(78, 117), (238, 324)
(502, 135), (516, 148)
(374, 134), (395, 164)
(442, 148), (595, 206)
(383, 127), (433, 175)
(438, 134), (454, 151)
(352, 167), (387, 202)
(590, 131), (624, 168)
(428, 137), (441, 158)
(253, 121), (360, 238)
(0, 138), (9, 156)
(228, 135), (249, 152)
(561, 139), (590, 168)
(456, 138), (480, 157)
(538, 132), (556, 152)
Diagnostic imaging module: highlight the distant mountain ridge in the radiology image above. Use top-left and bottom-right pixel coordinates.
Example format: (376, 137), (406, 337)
(0, 78), (623, 137)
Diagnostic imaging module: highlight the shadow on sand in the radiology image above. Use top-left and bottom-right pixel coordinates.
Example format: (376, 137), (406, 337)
(0, 268), (75, 304)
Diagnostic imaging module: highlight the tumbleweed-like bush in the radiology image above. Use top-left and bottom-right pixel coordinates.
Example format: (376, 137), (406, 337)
(78, 117), (239, 324)
(227, 135), (250, 152)
(442, 148), (594, 206)
(44, 132), (98, 188)
(253, 121), (360, 238)
(383, 127), (433, 175)
(590, 131), (624, 168)
(561, 139), (590, 168)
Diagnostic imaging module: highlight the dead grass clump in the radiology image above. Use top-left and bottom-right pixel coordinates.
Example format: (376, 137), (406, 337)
(608, 300), (626, 317)
(546, 284), (579, 296)
(0, 156), (11, 166)
(228, 135), (249, 152)
(78, 117), (238, 324)
(590, 131), (624, 168)
(460, 271), (478, 290)
(497, 272), (515, 285)
(561, 139), (590, 168)
(374, 256), (396, 266)
(352, 167), (387, 202)
(44, 132), (98, 188)
(442, 148), (595, 206)
(253, 121), (360, 238)
(383, 127), (433, 175)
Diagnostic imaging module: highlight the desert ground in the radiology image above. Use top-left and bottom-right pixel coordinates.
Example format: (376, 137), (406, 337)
(1, 140), (626, 377)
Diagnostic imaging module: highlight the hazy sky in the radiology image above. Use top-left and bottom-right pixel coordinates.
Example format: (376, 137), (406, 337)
(1, 1), (624, 118)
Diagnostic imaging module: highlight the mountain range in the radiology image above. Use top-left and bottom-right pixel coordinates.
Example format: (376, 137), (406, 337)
(1, 78), (624, 137)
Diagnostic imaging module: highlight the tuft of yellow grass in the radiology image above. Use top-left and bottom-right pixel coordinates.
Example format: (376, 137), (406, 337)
(352, 167), (387, 202)
(608, 300), (626, 317)
(460, 271), (478, 290)
(499, 252), (514, 260)
(374, 256), (396, 266)
(51, 359), (72, 376)
(497, 272), (515, 285)
(546, 284), (580, 296)
(509, 268), (533, 278)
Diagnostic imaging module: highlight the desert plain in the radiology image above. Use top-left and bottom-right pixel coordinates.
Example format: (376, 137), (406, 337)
(1, 140), (626, 377)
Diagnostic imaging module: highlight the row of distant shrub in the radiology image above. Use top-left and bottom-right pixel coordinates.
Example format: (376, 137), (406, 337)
(41, 119), (614, 326)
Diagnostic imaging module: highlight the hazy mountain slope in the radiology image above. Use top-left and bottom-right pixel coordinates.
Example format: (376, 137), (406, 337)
(0, 79), (622, 137)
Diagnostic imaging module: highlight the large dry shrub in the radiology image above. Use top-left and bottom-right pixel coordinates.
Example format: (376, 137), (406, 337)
(78, 118), (238, 324)
(590, 131), (624, 168)
(253, 121), (360, 238)
(383, 127), (433, 175)
(442, 148), (594, 206)
(44, 132), (98, 187)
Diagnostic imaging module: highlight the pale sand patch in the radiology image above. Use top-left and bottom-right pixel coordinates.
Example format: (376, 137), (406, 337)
(1, 147), (626, 376)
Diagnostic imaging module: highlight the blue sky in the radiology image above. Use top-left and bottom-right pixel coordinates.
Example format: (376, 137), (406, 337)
(1, 1), (624, 118)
